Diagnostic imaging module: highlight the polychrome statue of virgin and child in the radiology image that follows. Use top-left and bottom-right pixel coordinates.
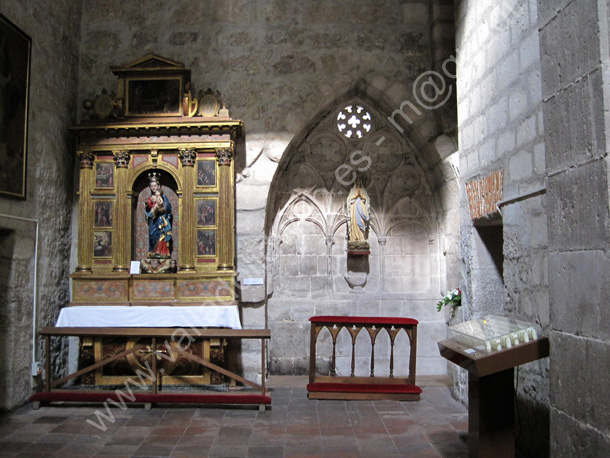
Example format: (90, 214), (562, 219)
(141, 173), (176, 273)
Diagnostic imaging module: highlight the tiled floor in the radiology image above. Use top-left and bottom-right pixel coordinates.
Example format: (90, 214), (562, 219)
(0, 377), (468, 457)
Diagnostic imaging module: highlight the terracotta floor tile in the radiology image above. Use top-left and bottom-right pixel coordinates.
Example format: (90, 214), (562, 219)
(148, 425), (187, 437)
(143, 434), (182, 446)
(286, 424), (321, 437)
(105, 435), (146, 446)
(1, 432), (41, 443)
(57, 441), (106, 456)
(206, 445), (248, 457)
(131, 442), (175, 457)
(32, 416), (68, 424)
(247, 445), (286, 457)
(182, 424), (219, 436)
(212, 432), (252, 446)
(124, 416), (162, 427)
(284, 443), (323, 457)
(94, 444), (141, 457)
(113, 425), (152, 437)
(0, 441), (29, 454)
(176, 434), (215, 447)
(357, 436), (402, 455)
(170, 444), (210, 458)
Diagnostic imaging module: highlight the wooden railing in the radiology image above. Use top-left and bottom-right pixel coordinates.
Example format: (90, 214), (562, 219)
(31, 327), (271, 410)
(307, 316), (421, 401)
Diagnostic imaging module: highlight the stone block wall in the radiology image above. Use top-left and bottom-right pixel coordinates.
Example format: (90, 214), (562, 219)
(455, 1), (549, 455)
(0, 0), (81, 410)
(539, 0), (610, 455)
(0, 226), (35, 409)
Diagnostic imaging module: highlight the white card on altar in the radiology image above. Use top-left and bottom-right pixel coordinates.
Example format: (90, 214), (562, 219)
(130, 261), (141, 275)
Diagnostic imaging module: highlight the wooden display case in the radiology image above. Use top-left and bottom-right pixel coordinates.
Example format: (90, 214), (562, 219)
(438, 336), (549, 458)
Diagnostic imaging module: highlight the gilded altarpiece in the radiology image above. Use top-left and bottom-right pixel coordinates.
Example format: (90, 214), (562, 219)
(69, 54), (240, 385)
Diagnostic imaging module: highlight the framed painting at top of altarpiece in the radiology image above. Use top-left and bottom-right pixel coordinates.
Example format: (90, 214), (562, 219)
(126, 77), (183, 117)
(0, 14), (31, 199)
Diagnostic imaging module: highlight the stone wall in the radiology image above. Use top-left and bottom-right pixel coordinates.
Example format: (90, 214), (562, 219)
(455, 1), (550, 456)
(538, 0), (610, 455)
(0, 0), (81, 410)
(77, 0), (460, 380)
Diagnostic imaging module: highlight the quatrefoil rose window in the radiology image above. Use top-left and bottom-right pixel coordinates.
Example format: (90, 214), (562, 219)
(336, 105), (373, 139)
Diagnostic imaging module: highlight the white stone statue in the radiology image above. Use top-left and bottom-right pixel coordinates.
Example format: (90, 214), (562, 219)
(347, 175), (371, 251)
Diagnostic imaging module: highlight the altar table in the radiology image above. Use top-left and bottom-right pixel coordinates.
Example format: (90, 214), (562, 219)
(55, 305), (242, 329)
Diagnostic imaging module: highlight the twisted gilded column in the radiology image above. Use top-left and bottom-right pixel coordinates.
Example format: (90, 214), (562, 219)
(216, 148), (235, 270)
(76, 151), (95, 272)
(112, 151), (130, 271)
(179, 149), (197, 271)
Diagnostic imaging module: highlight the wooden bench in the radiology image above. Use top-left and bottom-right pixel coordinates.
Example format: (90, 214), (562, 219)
(307, 316), (421, 401)
(31, 327), (271, 410)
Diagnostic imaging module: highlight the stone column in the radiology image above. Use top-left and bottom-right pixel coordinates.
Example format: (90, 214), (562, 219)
(112, 150), (130, 271)
(75, 151), (95, 272)
(216, 148), (234, 270)
(179, 149), (197, 272)
(378, 236), (387, 291)
(325, 235), (334, 289)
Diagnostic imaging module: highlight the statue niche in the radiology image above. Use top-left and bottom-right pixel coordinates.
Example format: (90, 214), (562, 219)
(132, 170), (179, 273)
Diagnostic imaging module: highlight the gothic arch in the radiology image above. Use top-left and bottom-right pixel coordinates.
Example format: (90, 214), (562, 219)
(265, 80), (451, 375)
(264, 77), (447, 237)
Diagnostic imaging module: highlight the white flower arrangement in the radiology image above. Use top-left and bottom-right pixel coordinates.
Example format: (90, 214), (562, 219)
(436, 288), (462, 321)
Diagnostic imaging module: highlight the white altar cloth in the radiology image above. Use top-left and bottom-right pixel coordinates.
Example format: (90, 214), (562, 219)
(56, 306), (242, 329)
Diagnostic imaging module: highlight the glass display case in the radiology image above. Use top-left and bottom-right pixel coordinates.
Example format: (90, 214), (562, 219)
(448, 313), (543, 354)
(438, 315), (550, 457)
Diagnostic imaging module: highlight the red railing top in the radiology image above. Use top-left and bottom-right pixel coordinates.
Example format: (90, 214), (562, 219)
(309, 316), (418, 326)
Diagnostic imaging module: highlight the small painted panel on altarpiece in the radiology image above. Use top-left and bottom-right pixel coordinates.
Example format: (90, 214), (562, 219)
(95, 163), (114, 188)
(179, 280), (232, 298)
(94, 201), (113, 227)
(197, 229), (216, 256)
(197, 160), (217, 187)
(93, 231), (112, 257)
(196, 199), (217, 227)
(73, 281), (126, 302)
(132, 280), (175, 298)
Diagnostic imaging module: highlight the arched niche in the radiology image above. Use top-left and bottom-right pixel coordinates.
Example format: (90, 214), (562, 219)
(131, 170), (179, 263)
(267, 96), (441, 294)
(265, 91), (446, 375)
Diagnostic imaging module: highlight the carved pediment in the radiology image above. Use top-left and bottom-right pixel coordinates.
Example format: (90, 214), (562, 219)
(80, 53), (230, 122)
(111, 53), (186, 75)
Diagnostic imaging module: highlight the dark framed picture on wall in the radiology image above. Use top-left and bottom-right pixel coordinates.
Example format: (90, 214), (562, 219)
(0, 14), (31, 199)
